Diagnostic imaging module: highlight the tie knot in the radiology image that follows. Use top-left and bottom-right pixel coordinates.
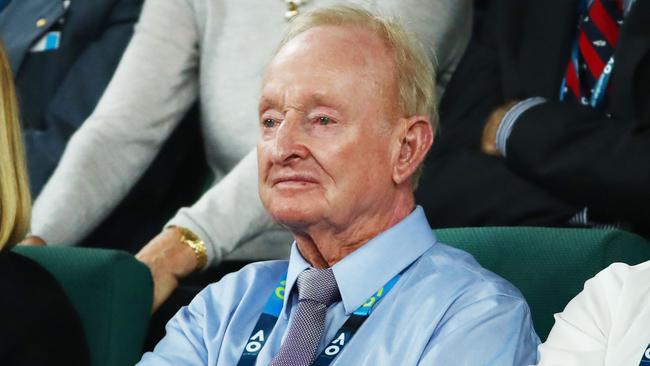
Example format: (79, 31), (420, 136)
(296, 268), (340, 306)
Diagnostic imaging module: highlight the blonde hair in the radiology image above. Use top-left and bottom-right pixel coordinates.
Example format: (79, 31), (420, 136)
(0, 43), (31, 251)
(278, 5), (437, 186)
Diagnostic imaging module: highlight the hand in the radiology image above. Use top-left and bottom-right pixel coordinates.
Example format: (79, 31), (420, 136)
(21, 235), (47, 246)
(136, 227), (198, 313)
(481, 101), (519, 156)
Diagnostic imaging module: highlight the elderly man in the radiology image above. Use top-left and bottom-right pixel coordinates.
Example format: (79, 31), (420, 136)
(138, 6), (539, 365)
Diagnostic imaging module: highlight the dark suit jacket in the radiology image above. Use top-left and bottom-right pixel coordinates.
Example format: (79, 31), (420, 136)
(0, 250), (89, 365)
(0, 0), (143, 195)
(0, 0), (208, 251)
(417, 0), (650, 236)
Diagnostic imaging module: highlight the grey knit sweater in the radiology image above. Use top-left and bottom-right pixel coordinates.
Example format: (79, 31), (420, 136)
(31, 0), (472, 265)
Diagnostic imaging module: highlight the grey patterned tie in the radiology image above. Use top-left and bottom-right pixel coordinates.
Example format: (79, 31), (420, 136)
(269, 268), (341, 366)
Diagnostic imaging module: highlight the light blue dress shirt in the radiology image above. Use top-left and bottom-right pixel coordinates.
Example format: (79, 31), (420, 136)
(138, 206), (540, 365)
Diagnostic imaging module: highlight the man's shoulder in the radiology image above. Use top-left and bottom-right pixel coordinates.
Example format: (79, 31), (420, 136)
(597, 260), (650, 284)
(411, 242), (526, 301)
(583, 259), (650, 305)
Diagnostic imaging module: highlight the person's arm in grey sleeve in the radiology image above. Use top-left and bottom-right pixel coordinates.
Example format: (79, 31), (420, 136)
(30, 0), (200, 245)
(166, 150), (280, 266)
(379, 0), (472, 100)
(135, 149), (289, 312)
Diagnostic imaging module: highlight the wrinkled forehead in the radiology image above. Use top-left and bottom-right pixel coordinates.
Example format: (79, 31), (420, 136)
(260, 25), (398, 116)
(264, 25), (396, 87)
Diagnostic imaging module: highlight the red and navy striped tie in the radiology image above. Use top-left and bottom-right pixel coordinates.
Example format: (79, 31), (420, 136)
(563, 0), (623, 106)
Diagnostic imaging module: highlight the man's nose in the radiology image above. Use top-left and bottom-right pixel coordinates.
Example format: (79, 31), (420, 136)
(272, 114), (309, 164)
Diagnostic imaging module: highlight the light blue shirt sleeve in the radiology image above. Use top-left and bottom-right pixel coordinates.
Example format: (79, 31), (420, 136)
(495, 97), (547, 157)
(138, 290), (210, 365)
(418, 294), (540, 365)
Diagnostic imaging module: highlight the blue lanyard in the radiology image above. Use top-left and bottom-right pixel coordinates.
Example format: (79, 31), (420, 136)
(237, 271), (402, 366)
(639, 342), (650, 365)
(559, 0), (616, 109)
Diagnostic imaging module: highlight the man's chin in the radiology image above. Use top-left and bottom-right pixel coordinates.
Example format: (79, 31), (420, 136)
(268, 206), (322, 230)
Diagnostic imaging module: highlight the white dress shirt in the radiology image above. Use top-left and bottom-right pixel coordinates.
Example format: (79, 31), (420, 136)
(537, 260), (650, 366)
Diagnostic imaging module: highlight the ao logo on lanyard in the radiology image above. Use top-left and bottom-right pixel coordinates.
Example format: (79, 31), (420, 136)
(237, 271), (402, 366)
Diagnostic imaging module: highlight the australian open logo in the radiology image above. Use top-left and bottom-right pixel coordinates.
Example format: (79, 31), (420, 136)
(322, 332), (347, 358)
(244, 330), (266, 354)
(275, 280), (286, 300)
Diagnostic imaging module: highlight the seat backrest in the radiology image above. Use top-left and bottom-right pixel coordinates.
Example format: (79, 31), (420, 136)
(13, 246), (153, 366)
(435, 227), (650, 340)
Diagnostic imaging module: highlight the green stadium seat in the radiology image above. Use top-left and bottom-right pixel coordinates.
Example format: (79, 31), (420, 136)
(13, 246), (153, 366)
(436, 227), (650, 340)
(13, 228), (648, 360)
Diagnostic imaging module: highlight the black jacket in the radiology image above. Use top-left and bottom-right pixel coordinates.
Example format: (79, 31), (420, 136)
(0, 0), (143, 195)
(417, 0), (650, 236)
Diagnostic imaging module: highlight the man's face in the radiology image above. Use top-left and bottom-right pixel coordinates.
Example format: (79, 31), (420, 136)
(257, 25), (401, 231)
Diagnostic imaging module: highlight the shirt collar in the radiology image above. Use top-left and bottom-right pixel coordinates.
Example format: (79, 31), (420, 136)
(283, 244), (312, 317)
(282, 206), (436, 317)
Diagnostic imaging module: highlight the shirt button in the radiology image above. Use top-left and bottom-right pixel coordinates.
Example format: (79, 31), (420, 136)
(36, 18), (47, 28)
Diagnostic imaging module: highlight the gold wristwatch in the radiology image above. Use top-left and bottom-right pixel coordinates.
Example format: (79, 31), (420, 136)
(170, 225), (208, 271)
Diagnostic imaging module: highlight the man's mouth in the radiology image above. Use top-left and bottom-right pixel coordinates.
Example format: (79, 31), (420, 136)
(271, 174), (319, 187)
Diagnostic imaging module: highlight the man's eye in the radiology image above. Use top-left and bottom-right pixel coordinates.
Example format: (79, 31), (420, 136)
(318, 116), (331, 125)
(263, 119), (276, 128)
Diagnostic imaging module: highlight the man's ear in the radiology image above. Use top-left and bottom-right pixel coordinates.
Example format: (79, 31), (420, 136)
(392, 116), (434, 185)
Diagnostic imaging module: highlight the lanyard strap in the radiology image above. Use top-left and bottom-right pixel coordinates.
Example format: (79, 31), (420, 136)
(237, 271), (401, 366)
(559, 43), (615, 108)
(237, 276), (287, 366)
(559, 0), (617, 109)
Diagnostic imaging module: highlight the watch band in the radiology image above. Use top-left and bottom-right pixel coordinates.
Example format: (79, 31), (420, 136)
(169, 225), (208, 271)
